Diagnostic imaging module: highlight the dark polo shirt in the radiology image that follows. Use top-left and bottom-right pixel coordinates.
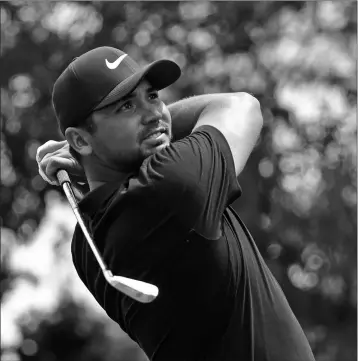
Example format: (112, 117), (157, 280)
(71, 125), (315, 361)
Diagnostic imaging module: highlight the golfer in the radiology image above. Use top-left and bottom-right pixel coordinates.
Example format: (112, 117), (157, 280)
(37, 47), (315, 361)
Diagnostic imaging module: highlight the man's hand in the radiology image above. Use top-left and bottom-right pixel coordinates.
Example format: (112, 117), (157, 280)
(36, 140), (86, 186)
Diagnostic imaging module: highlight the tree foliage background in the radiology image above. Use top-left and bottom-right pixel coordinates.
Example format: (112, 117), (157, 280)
(1, 1), (356, 361)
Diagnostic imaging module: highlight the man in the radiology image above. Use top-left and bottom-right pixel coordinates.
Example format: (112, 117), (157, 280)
(37, 46), (315, 361)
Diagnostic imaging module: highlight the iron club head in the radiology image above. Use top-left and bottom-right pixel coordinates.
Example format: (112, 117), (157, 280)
(104, 270), (159, 303)
(56, 170), (160, 304)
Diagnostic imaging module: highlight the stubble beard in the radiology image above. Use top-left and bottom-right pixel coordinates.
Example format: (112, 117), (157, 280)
(111, 130), (172, 173)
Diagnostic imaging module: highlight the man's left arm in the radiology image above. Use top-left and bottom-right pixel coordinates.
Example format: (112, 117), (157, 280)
(168, 94), (230, 141)
(168, 92), (263, 176)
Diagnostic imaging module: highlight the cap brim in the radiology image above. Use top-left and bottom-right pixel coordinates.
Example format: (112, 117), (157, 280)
(94, 59), (181, 110)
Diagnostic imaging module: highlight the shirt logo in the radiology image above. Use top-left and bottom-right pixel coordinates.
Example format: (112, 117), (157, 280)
(105, 54), (127, 70)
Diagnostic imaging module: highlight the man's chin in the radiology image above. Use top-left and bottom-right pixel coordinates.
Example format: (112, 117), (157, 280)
(143, 133), (170, 150)
(154, 142), (170, 152)
(143, 141), (170, 156)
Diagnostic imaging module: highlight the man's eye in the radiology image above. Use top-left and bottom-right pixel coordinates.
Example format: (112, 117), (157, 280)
(149, 92), (159, 100)
(119, 101), (133, 111)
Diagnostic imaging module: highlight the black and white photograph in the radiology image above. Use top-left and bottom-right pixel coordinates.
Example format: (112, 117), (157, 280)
(1, 2), (357, 361)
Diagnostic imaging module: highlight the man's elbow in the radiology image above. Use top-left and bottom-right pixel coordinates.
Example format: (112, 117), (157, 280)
(231, 92), (263, 128)
(229, 92), (264, 175)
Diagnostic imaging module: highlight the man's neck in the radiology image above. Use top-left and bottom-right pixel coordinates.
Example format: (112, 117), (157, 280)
(82, 157), (133, 192)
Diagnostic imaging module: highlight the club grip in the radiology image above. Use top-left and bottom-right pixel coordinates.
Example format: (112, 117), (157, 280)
(57, 169), (71, 185)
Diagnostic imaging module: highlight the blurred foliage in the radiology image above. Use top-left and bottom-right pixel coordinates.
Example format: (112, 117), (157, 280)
(2, 296), (147, 361)
(0, 1), (356, 361)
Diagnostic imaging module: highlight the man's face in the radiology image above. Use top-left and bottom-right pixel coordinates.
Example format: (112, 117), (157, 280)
(86, 80), (172, 172)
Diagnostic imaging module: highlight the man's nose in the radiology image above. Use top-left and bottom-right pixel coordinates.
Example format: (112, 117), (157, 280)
(141, 104), (162, 125)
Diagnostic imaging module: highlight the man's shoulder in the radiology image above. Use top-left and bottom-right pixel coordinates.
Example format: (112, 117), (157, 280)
(134, 125), (232, 191)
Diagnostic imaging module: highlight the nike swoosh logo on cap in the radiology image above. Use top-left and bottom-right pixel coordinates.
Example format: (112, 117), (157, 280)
(105, 54), (127, 70)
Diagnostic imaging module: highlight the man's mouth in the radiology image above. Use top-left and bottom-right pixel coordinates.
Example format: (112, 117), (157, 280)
(144, 127), (168, 140)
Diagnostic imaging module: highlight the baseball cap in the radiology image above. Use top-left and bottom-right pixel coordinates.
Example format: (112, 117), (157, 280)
(52, 46), (181, 135)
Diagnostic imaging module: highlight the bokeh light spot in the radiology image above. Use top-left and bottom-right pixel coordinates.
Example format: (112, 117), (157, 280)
(267, 243), (282, 259)
(21, 338), (38, 356)
(259, 158), (274, 178)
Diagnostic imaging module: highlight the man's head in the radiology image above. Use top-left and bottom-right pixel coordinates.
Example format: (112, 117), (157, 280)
(52, 46), (181, 171)
(67, 79), (172, 172)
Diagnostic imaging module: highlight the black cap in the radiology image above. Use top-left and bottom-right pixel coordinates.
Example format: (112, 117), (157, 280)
(52, 46), (181, 135)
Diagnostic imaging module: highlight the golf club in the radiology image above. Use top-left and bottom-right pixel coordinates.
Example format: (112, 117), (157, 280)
(56, 169), (159, 303)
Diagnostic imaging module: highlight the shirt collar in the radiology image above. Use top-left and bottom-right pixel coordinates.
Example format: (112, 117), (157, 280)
(78, 181), (123, 218)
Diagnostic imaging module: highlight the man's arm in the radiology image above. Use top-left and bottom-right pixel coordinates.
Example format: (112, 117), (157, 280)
(169, 94), (231, 141)
(169, 93), (263, 176)
(36, 93), (262, 187)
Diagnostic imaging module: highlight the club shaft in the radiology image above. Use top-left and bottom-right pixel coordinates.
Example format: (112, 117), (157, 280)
(62, 182), (108, 273)
(56, 170), (158, 303)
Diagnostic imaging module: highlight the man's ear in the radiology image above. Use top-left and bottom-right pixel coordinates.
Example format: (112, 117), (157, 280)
(65, 127), (93, 157)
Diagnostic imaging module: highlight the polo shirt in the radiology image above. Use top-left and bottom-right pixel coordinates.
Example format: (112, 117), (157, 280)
(71, 125), (315, 361)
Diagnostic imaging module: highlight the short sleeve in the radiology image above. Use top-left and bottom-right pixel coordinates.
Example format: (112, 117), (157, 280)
(133, 125), (242, 239)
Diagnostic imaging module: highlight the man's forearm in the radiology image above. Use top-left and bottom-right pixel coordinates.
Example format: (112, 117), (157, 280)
(168, 94), (234, 141)
(169, 92), (263, 175)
